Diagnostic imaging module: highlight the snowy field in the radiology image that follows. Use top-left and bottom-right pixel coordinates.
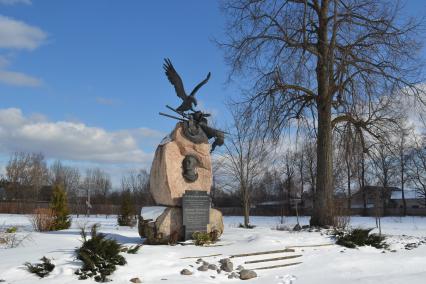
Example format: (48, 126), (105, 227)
(1, 214), (426, 284)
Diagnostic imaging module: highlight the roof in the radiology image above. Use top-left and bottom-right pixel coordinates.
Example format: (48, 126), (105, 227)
(391, 189), (423, 200)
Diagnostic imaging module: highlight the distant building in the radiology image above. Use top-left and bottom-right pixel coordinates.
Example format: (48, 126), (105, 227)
(350, 186), (397, 209)
(389, 189), (425, 209)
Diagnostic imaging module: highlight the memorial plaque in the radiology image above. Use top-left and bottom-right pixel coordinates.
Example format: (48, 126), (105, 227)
(182, 190), (210, 240)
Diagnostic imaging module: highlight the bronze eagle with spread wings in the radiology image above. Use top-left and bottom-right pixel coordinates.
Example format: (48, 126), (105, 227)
(163, 58), (211, 113)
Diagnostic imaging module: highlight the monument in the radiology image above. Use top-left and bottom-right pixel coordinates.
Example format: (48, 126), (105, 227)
(138, 59), (225, 244)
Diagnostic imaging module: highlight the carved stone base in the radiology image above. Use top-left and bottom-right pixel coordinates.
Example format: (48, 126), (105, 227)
(138, 207), (223, 245)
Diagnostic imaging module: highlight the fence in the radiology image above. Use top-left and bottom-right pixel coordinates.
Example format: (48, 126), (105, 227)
(0, 200), (120, 215)
(2, 201), (426, 216)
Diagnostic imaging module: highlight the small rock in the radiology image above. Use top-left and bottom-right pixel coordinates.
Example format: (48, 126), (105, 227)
(130, 278), (142, 283)
(197, 265), (209, 271)
(210, 276), (216, 279)
(228, 272), (239, 279)
(239, 269), (257, 280)
(381, 251), (386, 254)
(302, 225), (310, 229)
(203, 261), (210, 266)
(220, 260), (233, 272)
(216, 269), (221, 274)
(391, 249), (397, 253)
(236, 265), (244, 271)
(219, 258), (230, 264)
(189, 265), (193, 267)
(180, 269), (193, 275)
(208, 264), (218, 270)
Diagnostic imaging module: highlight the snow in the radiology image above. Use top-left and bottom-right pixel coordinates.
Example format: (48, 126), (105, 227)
(141, 206), (167, 221)
(0, 214), (425, 283)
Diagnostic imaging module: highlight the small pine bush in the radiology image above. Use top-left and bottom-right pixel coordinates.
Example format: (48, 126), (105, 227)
(50, 184), (71, 230)
(75, 224), (126, 282)
(334, 228), (387, 249)
(117, 190), (136, 226)
(25, 257), (55, 278)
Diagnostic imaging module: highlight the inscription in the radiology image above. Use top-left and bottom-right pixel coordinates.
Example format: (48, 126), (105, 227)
(182, 190), (210, 240)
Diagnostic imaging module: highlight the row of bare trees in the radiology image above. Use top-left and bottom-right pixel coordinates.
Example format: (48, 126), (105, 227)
(215, 102), (426, 226)
(1, 152), (152, 213)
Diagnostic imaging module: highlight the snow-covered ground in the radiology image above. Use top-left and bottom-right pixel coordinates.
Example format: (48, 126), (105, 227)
(1, 214), (426, 283)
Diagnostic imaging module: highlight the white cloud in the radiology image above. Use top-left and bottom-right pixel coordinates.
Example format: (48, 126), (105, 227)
(0, 69), (42, 86)
(0, 0), (31, 5)
(0, 15), (46, 50)
(0, 55), (9, 68)
(0, 108), (157, 165)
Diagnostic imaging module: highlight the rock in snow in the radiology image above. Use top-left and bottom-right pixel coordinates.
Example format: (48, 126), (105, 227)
(180, 269), (193, 275)
(239, 269), (257, 280)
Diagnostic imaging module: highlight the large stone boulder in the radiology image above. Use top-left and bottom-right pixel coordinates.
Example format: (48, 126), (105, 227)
(138, 207), (223, 244)
(149, 123), (212, 207)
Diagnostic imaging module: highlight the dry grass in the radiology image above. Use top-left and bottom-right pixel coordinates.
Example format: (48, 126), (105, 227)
(30, 208), (56, 232)
(333, 202), (351, 229)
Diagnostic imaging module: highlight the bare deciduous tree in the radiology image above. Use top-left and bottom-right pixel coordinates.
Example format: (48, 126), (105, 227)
(82, 168), (111, 204)
(49, 160), (80, 206)
(220, 0), (423, 226)
(121, 169), (151, 208)
(6, 152), (48, 200)
(222, 104), (271, 227)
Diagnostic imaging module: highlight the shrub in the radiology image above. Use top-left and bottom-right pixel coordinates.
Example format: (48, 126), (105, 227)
(50, 184), (71, 230)
(333, 202), (351, 229)
(6, 226), (17, 233)
(117, 190), (136, 227)
(75, 224), (127, 282)
(30, 208), (56, 232)
(334, 228), (387, 249)
(192, 231), (211, 246)
(24, 257), (55, 278)
(192, 231), (220, 246)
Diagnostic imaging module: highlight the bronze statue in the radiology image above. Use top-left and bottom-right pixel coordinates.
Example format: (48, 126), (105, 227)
(160, 58), (225, 153)
(163, 58), (211, 113)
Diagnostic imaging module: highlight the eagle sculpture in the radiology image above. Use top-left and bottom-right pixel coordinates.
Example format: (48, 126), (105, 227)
(163, 58), (211, 113)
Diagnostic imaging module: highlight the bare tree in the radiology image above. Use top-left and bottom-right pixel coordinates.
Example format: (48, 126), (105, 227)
(394, 122), (413, 215)
(82, 168), (111, 205)
(408, 138), (426, 207)
(49, 160), (80, 206)
(222, 104), (271, 227)
(6, 152), (48, 200)
(220, 0), (423, 226)
(121, 169), (151, 208)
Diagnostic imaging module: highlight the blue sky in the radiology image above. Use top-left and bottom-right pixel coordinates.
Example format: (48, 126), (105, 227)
(0, 0), (425, 186)
(0, 0), (238, 185)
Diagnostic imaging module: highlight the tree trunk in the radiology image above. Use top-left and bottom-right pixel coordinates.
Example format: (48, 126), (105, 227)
(401, 157), (407, 216)
(310, 0), (334, 227)
(242, 186), (250, 227)
(361, 152), (367, 216)
(311, 99), (334, 226)
(347, 160), (352, 210)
